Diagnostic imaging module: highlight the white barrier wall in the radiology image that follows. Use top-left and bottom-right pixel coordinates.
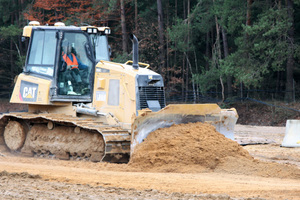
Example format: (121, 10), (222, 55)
(281, 120), (300, 147)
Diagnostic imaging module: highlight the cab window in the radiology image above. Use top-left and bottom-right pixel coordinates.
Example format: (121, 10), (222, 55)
(57, 32), (93, 96)
(90, 34), (110, 62)
(27, 30), (57, 76)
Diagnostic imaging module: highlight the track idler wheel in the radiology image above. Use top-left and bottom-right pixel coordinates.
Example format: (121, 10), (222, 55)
(3, 121), (26, 151)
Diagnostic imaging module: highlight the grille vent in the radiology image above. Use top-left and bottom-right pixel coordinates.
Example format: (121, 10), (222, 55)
(139, 86), (165, 110)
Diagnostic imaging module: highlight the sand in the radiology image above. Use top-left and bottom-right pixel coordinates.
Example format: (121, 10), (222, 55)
(129, 122), (300, 179)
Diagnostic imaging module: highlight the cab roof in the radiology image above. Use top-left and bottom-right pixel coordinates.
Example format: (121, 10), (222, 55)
(23, 21), (110, 38)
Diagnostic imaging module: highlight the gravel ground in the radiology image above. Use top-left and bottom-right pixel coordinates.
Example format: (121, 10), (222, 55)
(0, 171), (266, 200)
(0, 124), (299, 200)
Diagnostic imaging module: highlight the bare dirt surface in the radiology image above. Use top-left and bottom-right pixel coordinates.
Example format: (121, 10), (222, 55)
(0, 123), (300, 199)
(235, 124), (300, 169)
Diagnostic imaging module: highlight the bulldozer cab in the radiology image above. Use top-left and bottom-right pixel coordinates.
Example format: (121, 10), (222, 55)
(56, 32), (94, 98)
(22, 22), (111, 103)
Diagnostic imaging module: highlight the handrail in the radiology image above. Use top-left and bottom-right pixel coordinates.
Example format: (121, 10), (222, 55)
(99, 60), (125, 69)
(125, 60), (150, 69)
(122, 82), (134, 101)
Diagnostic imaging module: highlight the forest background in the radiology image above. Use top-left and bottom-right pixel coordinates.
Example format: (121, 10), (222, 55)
(0, 0), (300, 104)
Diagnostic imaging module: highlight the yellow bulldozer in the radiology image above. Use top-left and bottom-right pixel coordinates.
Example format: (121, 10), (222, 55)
(0, 21), (238, 162)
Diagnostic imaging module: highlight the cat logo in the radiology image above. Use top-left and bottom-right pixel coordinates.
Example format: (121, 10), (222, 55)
(20, 81), (38, 102)
(23, 87), (37, 98)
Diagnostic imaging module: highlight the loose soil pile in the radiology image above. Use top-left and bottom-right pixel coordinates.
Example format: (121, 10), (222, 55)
(129, 122), (300, 179)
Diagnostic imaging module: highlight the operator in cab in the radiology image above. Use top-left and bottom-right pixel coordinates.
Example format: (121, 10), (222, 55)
(60, 40), (89, 95)
(62, 40), (88, 72)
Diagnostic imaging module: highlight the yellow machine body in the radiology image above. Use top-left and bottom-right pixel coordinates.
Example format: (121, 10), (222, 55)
(0, 22), (238, 163)
(11, 73), (51, 105)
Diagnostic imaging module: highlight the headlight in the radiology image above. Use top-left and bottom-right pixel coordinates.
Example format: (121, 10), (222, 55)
(104, 29), (111, 34)
(87, 28), (93, 33)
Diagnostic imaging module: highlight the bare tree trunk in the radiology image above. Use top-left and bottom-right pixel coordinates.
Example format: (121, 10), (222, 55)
(10, 39), (14, 80)
(275, 0), (282, 99)
(174, 0), (177, 69)
(276, 71), (281, 99)
(120, 0), (128, 53)
(213, 0), (224, 102)
(205, 31), (210, 71)
(10, 7), (14, 81)
(166, 0), (170, 89)
(182, 0), (186, 101)
(240, 0), (253, 101)
(245, 0), (253, 49)
(182, 57), (185, 100)
(221, 26), (233, 98)
(246, 0), (253, 26)
(215, 18), (222, 59)
(157, 0), (165, 74)
(193, 50), (199, 102)
(285, 0), (295, 102)
(134, 0), (138, 33)
(185, 0), (190, 102)
(185, 52), (196, 104)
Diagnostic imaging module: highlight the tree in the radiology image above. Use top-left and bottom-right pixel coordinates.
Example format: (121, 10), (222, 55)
(157, 0), (165, 74)
(285, 0), (295, 102)
(24, 0), (93, 25)
(120, 0), (128, 53)
(1, 0), (300, 103)
(0, 0), (29, 95)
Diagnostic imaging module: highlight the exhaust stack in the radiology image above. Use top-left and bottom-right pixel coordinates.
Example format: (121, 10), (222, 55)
(130, 34), (139, 70)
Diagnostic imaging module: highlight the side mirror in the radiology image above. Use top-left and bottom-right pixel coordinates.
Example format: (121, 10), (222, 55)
(85, 43), (93, 60)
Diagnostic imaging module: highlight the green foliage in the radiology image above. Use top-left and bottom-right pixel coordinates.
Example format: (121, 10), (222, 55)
(112, 52), (131, 63)
(95, 0), (118, 13)
(0, 24), (23, 70)
(216, 0), (246, 34)
(192, 0), (214, 33)
(194, 65), (220, 93)
(0, 0), (300, 101)
(0, 25), (22, 39)
(0, 0), (13, 25)
(16, 55), (26, 70)
(220, 5), (291, 88)
(295, 0), (300, 5)
(168, 20), (191, 52)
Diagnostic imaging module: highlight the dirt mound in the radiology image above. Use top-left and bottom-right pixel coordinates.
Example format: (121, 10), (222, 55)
(129, 122), (300, 179)
(129, 122), (251, 172)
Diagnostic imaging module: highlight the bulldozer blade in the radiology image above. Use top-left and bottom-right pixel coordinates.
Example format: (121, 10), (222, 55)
(131, 104), (238, 155)
(281, 120), (300, 147)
